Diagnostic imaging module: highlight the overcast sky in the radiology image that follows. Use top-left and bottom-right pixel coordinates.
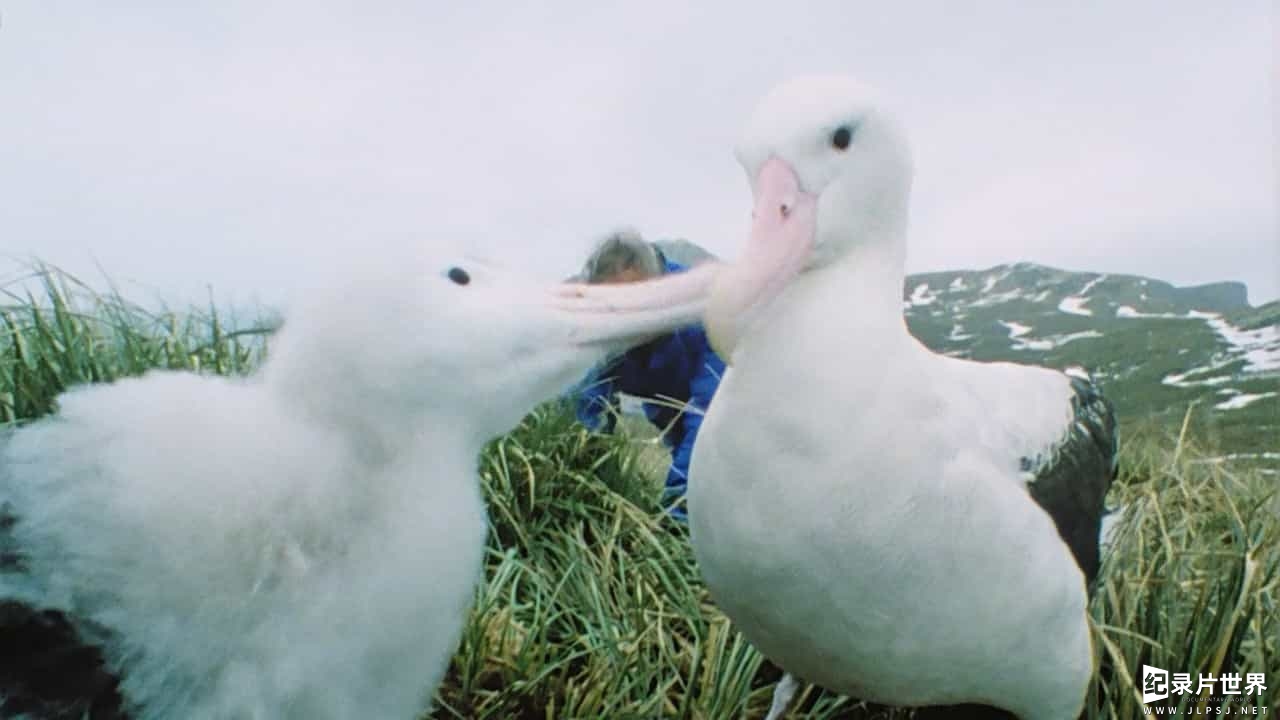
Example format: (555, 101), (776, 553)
(1, 1), (1275, 311)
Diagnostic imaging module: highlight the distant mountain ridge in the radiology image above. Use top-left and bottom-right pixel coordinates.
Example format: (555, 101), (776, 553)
(655, 239), (1279, 455)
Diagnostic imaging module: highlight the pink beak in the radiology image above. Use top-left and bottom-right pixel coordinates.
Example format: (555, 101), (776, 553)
(705, 157), (818, 362)
(551, 262), (722, 347)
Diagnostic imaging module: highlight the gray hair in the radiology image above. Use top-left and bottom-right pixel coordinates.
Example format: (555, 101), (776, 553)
(580, 229), (664, 283)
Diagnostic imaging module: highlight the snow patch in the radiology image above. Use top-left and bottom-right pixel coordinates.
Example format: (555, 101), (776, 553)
(1049, 330), (1103, 347)
(1162, 367), (1235, 388)
(1115, 306), (1182, 319)
(1064, 366), (1092, 381)
(999, 321), (1032, 338)
(1214, 392), (1277, 410)
(1077, 275), (1107, 296)
(1058, 296), (1093, 316)
(1015, 338), (1055, 351)
(950, 277), (966, 291)
(1011, 330), (1103, 352)
(1114, 308), (1279, 374)
(1169, 375), (1235, 387)
(972, 289), (1023, 307)
(999, 321), (1100, 351)
(1204, 315), (1280, 373)
(907, 283), (938, 307)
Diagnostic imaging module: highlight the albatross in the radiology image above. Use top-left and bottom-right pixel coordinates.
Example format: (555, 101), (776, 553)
(0, 246), (715, 720)
(689, 77), (1118, 719)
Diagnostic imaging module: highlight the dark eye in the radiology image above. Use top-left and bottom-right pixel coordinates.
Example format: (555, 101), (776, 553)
(831, 125), (853, 150)
(446, 267), (470, 286)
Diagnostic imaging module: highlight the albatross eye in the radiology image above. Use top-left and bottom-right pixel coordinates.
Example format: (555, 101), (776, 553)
(446, 267), (471, 286)
(831, 125), (854, 151)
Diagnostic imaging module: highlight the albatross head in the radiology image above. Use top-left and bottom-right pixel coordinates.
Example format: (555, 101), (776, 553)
(706, 75), (914, 360)
(268, 247), (718, 445)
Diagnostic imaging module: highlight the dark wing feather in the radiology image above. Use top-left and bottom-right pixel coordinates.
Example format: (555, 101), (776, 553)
(1, 438), (127, 719)
(1023, 374), (1119, 587)
(0, 600), (126, 719)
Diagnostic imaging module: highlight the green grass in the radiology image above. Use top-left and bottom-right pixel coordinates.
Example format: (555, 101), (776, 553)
(0, 263), (272, 421)
(2, 265), (1276, 718)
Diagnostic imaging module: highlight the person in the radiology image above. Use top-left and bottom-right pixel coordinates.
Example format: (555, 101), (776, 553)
(572, 230), (725, 522)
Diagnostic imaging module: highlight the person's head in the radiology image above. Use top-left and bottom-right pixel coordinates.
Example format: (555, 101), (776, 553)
(581, 230), (665, 285)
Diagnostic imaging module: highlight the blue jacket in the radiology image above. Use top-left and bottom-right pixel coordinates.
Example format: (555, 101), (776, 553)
(574, 258), (726, 500)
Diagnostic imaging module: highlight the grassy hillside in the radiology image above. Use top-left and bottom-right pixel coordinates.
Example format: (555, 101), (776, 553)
(1, 265), (1276, 718)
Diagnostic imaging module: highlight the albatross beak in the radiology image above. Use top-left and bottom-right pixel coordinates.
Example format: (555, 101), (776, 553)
(549, 262), (721, 348)
(705, 157), (817, 363)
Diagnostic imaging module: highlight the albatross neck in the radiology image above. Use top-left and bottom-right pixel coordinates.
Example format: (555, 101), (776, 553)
(265, 370), (484, 476)
(807, 228), (911, 336)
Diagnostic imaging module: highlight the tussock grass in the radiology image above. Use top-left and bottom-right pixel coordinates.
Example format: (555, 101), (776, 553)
(2, 265), (1275, 718)
(1088, 420), (1278, 717)
(0, 263), (273, 422)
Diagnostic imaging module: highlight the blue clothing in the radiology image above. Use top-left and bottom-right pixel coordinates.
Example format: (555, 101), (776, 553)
(574, 259), (726, 520)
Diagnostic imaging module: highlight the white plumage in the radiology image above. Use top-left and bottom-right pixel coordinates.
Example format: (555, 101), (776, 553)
(0, 247), (711, 719)
(690, 77), (1116, 720)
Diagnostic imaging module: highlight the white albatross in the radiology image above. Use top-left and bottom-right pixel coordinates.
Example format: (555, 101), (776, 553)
(0, 247), (717, 720)
(689, 77), (1118, 720)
